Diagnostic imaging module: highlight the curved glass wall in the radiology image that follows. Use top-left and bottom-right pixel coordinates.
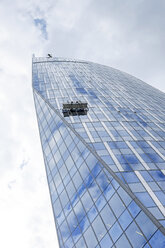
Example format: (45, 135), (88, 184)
(33, 56), (165, 247)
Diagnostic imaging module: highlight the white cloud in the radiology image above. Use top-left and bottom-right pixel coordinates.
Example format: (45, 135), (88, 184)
(34, 18), (48, 39)
(0, 1), (58, 247)
(0, 0), (165, 247)
(43, 0), (165, 92)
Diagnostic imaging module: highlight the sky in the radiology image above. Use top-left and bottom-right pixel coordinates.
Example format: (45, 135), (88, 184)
(0, 0), (165, 247)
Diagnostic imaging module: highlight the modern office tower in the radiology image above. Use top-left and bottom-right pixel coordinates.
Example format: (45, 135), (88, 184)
(32, 56), (165, 248)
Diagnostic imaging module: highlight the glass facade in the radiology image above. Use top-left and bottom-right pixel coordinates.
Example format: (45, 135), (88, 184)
(32, 56), (165, 247)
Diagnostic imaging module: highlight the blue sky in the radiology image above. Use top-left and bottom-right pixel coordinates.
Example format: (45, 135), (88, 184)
(34, 18), (48, 39)
(0, 0), (165, 247)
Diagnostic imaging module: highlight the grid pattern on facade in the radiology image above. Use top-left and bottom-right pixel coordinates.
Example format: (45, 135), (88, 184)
(32, 57), (165, 247)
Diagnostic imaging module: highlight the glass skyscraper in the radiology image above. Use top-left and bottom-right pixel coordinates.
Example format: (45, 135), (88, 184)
(32, 56), (165, 247)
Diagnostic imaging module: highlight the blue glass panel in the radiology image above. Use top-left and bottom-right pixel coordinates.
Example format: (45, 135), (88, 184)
(72, 225), (82, 244)
(88, 180), (101, 202)
(100, 233), (112, 248)
(93, 142), (106, 150)
(96, 171), (109, 191)
(87, 205), (98, 223)
(136, 211), (157, 239)
(128, 201), (141, 218)
(108, 141), (117, 149)
(64, 235), (74, 248)
(84, 226), (98, 247)
(147, 153), (163, 163)
(135, 192), (156, 207)
(91, 162), (102, 177)
(92, 215), (106, 241)
(115, 234), (132, 248)
(117, 187), (132, 205)
(140, 171), (153, 182)
(53, 198), (62, 217)
(74, 201), (86, 223)
(60, 190), (69, 208)
(100, 204), (116, 229)
(155, 191), (165, 205)
(124, 154), (140, 164)
(104, 184), (115, 201)
(160, 220), (165, 228)
(150, 170), (165, 181)
(149, 230), (165, 247)
(122, 172), (139, 183)
(79, 162), (90, 180)
(140, 153), (153, 162)
(95, 194), (106, 212)
(60, 220), (70, 242)
(109, 222), (122, 242)
(81, 191), (93, 212)
(84, 173), (93, 188)
(149, 207), (164, 219)
(79, 217), (90, 233)
(75, 237), (86, 248)
(67, 210), (78, 233)
(137, 141), (150, 148)
(101, 155), (114, 165)
(72, 172), (83, 189)
(125, 222), (146, 248)
(66, 181), (76, 199)
(109, 194), (125, 218)
(118, 209), (132, 230)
